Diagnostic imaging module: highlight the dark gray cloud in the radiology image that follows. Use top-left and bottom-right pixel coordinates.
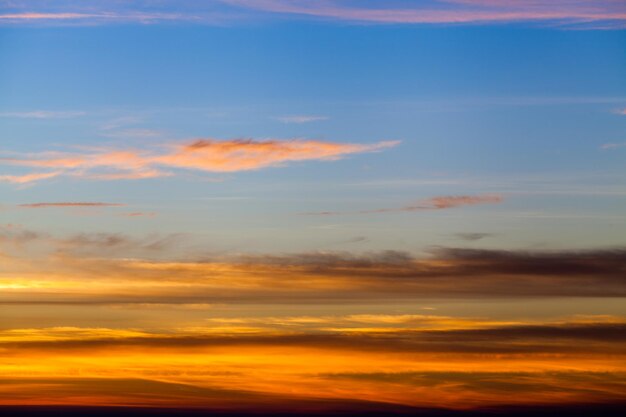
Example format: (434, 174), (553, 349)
(3, 322), (625, 356)
(454, 233), (495, 242)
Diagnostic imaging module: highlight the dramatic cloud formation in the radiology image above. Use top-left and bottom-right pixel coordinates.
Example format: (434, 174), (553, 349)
(1, 228), (625, 303)
(0, 317), (624, 410)
(304, 194), (503, 215)
(0, 138), (399, 184)
(1, 0), (625, 28)
(1, 228), (624, 412)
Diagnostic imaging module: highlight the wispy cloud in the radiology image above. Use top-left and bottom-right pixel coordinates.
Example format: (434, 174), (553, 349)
(0, 110), (86, 119)
(99, 128), (165, 139)
(303, 194), (502, 215)
(1, 1), (625, 28)
(0, 171), (62, 184)
(601, 142), (626, 150)
(18, 202), (125, 209)
(223, 0), (626, 28)
(0, 11), (203, 25)
(118, 211), (158, 218)
(275, 115), (329, 124)
(0, 138), (399, 185)
(98, 116), (165, 139)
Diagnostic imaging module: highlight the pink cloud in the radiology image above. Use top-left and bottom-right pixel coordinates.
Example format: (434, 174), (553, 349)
(223, 0), (626, 26)
(0, 13), (100, 20)
(1, 1), (624, 27)
(119, 212), (158, 218)
(303, 194), (503, 215)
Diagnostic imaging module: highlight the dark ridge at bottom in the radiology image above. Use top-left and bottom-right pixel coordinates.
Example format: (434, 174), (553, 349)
(1, 403), (625, 417)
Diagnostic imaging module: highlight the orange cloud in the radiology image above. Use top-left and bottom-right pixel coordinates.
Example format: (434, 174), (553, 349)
(0, 138), (399, 184)
(0, 171), (62, 184)
(157, 139), (398, 172)
(0, 319), (624, 411)
(422, 194), (503, 209)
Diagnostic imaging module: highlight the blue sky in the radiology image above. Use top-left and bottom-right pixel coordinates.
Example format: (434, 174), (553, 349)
(1, 1), (625, 255)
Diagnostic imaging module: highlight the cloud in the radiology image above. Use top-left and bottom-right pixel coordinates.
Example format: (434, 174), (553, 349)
(0, 111), (85, 119)
(601, 143), (626, 150)
(1, 234), (625, 303)
(0, 171), (62, 184)
(423, 195), (503, 209)
(0, 226), (183, 259)
(613, 108), (626, 115)
(99, 128), (165, 139)
(0, 138), (399, 184)
(118, 212), (158, 218)
(3, 320), (626, 361)
(1, 1), (624, 28)
(0, 11), (204, 25)
(275, 115), (329, 124)
(0, 224), (47, 246)
(303, 194), (502, 215)
(454, 232), (495, 241)
(18, 202), (125, 208)
(223, 0), (626, 28)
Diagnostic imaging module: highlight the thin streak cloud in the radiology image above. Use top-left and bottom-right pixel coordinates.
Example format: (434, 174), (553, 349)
(275, 115), (329, 124)
(0, 171), (62, 184)
(223, 0), (626, 27)
(0, 111), (86, 119)
(18, 202), (125, 208)
(601, 143), (626, 150)
(304, 194), (503, 215)
(1, 0), (625, 28)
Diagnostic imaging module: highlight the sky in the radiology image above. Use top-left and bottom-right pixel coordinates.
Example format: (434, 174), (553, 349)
(1, 0), (626, 414)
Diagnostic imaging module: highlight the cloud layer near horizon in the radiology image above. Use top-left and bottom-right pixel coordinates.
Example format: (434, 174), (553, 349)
(1, 316), (624, 410)
(1, 226), (625, 304)
(0, 138), (398, 184)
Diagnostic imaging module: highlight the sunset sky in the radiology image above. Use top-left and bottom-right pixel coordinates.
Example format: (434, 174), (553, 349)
(1, 1), (625, 415)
